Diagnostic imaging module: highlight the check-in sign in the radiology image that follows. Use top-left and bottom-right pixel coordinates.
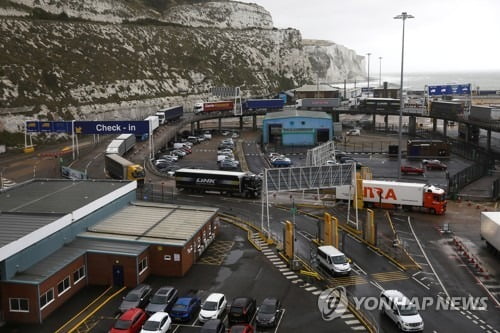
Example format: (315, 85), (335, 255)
(73, 121), (150, 135)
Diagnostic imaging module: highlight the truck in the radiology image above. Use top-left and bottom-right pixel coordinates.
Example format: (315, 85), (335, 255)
(335, 179), (447, 215)
(104, 154), (145, 184)
(194, 101), (235, 114)
(429, 101), (464, 121)
(105, 134), (136, 156)
(174, 168), (262, 198)
(296, 98), (340, 109)
(469, 105), (500, 122)
(480, 212), (500, 253)
(156, 105), (184, 125)
(144, 115), (160, 132)
(243, 99), (284, 111)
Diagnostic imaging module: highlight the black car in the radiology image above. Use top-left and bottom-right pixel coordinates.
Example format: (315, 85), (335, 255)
(145, 286), (179, 314)
(228, 297), (256, 325)
(200, 319), (225, 333)
(256, 297), (281, 328)
(118, 284), (152, 313)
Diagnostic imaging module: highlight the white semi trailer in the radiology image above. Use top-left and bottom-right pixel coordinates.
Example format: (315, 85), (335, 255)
(480, 212), (500, 252)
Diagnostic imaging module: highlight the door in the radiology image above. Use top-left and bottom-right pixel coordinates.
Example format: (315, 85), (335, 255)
(113, 265), (124, 287)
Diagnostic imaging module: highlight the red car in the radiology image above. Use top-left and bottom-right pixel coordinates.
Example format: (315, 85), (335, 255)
(401, 165), (424, 175)
(422, 159), (447, 170)
(230, 324), (254, 333)
(110, 308), (148, 333)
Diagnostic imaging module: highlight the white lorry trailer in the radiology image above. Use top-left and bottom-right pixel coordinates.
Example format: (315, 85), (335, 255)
(480, 212), (500, 252)
(105, 134), (136, 156)
(335, 179), (447, 215)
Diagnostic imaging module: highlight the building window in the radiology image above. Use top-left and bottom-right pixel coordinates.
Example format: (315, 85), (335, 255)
(57, 276), (71, 296)
(9, 298), (29, 312)
(301, 121), (306, 125)
(73, 265), (86, 284)
(40, 288), (54, 310)
(138, 257), (148, 275)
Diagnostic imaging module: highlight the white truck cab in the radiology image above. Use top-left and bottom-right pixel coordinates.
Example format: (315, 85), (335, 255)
(317, 245), (351, 275)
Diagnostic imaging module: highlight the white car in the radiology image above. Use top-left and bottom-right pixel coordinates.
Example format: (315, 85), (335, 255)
(198, 293), (227, 323)
(217, 148), (233, 155)
(380, 290), (424, 332)
(140, 312), (171, 333)
(346, 128), (361, 136)
(218, 154), (235, 162)
(325, 160), (338, 166)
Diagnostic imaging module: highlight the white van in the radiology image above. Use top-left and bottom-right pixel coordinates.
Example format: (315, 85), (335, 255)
(380, 290), (424, 332)
(317, 245), (351, 275)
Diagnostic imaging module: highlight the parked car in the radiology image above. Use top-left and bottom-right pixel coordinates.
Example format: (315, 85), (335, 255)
(200, 319), (225, 333)
(171, 149), (186, 157)
(346, 128), (361, 136)
(255, 297), (281, 328)
(228, 297), (257, 325)
(229, 324), (254, 333)
(170, 296), (201, 322)
(380, 290), (424, 332)
(325, 160), (338, 166)
(217, 154), (235, 163)
(422, 159), (447, 170)
(140, 312), (171, 333)
(160, 154), (178, 162)
(221, 130), (230, 136)
(217, 148), (233, 155)
(401, 165), (425, 175)
(271, 157), (292, 167)
(219, 159), (239, 170)
(145, 286), (178, 314)
(110, 308), (148, 333)
(187, 136), (200, 144)
(231, 132), (240, 139)
(268, 152), (281, 160)
(338, 155), (353, 163)
(119, 284), (152, 313)
(198, 293), (227, 323)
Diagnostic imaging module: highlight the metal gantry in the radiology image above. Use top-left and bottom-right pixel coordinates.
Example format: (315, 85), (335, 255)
(305, 140), (336, 166)
(260, 164), (356, 237)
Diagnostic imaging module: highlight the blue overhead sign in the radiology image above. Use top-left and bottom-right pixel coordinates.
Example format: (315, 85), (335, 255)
(74, 121), (149, 135)
(427, 84), (471, 96)
(25, 121), (149, 134)
(26, 121), (72, 133)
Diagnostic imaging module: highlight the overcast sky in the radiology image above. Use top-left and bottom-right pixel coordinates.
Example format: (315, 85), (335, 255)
(241, 0), (499, 74)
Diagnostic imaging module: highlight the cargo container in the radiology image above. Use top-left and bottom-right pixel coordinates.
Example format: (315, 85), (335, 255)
(335, 179), (446, 214)
(116, 134), (136, 153)
(144, 115), (160, 132)
(296, 98), (340, 109)
(243, 99), (284, 110)
(429, 101), (464, 121)
(469, 105), (500, 122)
(105, 154), (145, 184)
(194, 101), (234, 114)
(156, 105), (184, 124)
(480, 212), (500, 253)
(105, 134), (136, 156)
(406, 139), (450, 159)
(175, 168), (261, 198)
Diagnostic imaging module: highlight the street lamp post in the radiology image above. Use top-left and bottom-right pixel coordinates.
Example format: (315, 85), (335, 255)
(394, 11), (414, 179)
(378, 57), (383, 87)
(366, 53), (372, 94)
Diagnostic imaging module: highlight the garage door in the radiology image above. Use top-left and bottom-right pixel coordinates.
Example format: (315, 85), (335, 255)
(282, 129), (315, 146)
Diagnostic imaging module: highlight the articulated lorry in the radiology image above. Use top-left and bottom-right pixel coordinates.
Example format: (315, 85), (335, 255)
(480, 212), (500, 253)
(335, 179), (447, 215)
(156, 105), (183, 125)
(175, 168), (261, 198)
(104, 154), (145, 184)
(296, 98), (340, 109)
(105, 134), (136, 156)
(194, 101), (234, 114)
(243, 99), (284, 111)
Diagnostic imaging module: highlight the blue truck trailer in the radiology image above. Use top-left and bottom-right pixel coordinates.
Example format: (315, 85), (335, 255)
(156, 105), (183, 124)
(243, 99), (284, 111)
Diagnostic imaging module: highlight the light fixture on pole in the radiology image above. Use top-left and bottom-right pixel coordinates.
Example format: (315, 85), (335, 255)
(394, 11), (414, 179)
(378, 56), (383, 87)
(366, 52), (371, 94)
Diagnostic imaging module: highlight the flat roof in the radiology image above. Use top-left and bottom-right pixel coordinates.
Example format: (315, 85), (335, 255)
(82, 201), (218, 247)
(8, 238), (148, 284)
(295, 84), (339, 92)
(0, 179), (132, 214)
(264, 109), (331, 121)
(0, 213), (61, 249)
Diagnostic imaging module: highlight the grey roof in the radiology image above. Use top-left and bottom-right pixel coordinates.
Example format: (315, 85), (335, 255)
(82, 201), (218, 247)
(294, 84), (339, 92)
(0, 213), (61, 248)
(264, 109), (332, 121)
(8, 238), (147, 284)
(0, 179), (132, 214)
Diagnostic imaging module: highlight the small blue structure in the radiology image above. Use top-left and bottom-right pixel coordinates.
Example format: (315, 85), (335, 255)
(262, 110), (332, 146)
